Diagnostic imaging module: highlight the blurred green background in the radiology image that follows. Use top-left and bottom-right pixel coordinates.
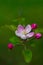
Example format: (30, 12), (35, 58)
(0, 0), (43, 65)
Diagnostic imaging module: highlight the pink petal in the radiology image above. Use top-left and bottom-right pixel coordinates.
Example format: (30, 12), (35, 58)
(25, 25), (32, 33)
(18, 25), (24, 32)
(26, 32), (34, 38)
(15, 30), (22, 37)
(20, 35), (26, 39)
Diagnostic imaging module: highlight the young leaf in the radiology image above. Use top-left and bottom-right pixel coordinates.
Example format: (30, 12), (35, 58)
(35, 28), (43, 33)
(21, 18), (25, 21)
(9, 36), (21, 45)
(12, 19), (17, 22)
(5, 25), (16, 31)
(22, 49), (32, 63)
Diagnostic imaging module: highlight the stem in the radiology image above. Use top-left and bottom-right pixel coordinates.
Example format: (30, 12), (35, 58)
(29, 37), (35, 41)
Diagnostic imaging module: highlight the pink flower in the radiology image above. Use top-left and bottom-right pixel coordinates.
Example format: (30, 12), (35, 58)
(8, 43), (14, 49)
(15, 24), (34, 40)
(31, 23), (37, 29)
(35, 33), (42, 39)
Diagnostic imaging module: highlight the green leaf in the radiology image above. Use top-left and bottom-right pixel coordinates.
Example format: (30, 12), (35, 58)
(18, 18), (26, 25)
(35, 28), (43, 33)
(9, 36), (21, 45)
(31, 43), (35, 47)
(22, 49), (32, 63)
(12, 19), (17, 22)
(5, 25), (16, 31)
(21, 18), (25, 21)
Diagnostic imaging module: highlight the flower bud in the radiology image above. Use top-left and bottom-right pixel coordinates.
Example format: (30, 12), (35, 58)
(35, 33), (42, 39)
(8, 43), (14, 49)
(31, 23), (37, 29)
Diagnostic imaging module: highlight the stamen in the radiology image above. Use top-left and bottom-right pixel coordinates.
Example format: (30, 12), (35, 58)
(22, 30), (27, 35)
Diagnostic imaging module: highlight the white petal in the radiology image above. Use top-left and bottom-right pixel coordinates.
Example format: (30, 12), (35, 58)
(15, 30), (22, 37)
(26, 32), (34, 38)
(25, 25), (32, 33)
(20, 35), (26, 40)
(18, 25), (24, 32)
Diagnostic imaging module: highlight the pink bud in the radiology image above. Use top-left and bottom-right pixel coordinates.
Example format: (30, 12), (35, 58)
(8, 43), (14, 49)
(35, 33), (42, 39)
(31, 23), (37, 29)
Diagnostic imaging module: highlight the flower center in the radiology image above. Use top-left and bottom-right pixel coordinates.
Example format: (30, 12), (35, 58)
(22, 30), (27, 35)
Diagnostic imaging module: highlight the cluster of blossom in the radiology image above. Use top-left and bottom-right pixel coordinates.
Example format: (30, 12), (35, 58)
(8, 23), (42, 49)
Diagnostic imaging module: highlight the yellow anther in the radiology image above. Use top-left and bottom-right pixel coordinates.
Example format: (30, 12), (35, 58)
(22, 30), (27, 35)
